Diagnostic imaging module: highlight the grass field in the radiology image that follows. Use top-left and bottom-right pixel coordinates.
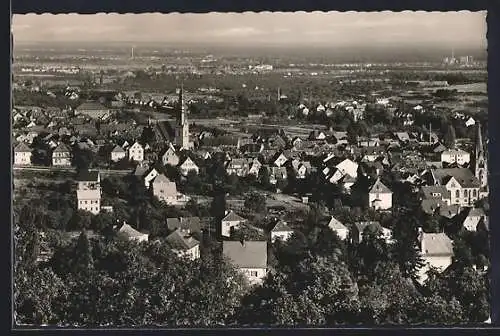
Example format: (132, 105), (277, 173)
(425, 82), (487, 93)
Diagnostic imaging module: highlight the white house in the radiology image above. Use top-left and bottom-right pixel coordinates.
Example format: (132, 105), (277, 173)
(417, 230), (454, 284)
(128, 141), (144, 162)
(336, 158), (358, 179)
(327, 216), (349, 240)
(162, 145), (180, 166)
(368, 179), (393, 210)
(273, 153), (288, 168)
(179, 157), (199, 176)
(110, 145), (127, 162)
(270, 221), (294, 243)
(223, 240), (268, 286)
(76, 170), (101, 215)
(52, 143), (72, 167)
(462, 207), (487, 231)
(221, 210), (247, 238)
(166, 229), (200, 261)
(13, 142), (32, 166)
(441, 149), (470, 166)
(152, 173), (178, 205)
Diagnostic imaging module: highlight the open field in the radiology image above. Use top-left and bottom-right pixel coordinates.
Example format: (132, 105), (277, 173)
(425, 82), (487, 93)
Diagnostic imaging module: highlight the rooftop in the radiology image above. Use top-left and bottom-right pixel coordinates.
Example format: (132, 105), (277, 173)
(223, 240), (268, 268)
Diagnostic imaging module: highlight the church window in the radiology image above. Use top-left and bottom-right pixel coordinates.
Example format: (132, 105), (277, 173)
(455, 190), (460, 198)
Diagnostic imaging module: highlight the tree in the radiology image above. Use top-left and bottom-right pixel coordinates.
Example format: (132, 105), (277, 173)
(258, 166), (271, 190)
(73, 231), (94, 276)
(443, 124), (456, 149)
(236, 255), (359, 326)
(72, 147), (95, 172)
(244, 192), (267, 214)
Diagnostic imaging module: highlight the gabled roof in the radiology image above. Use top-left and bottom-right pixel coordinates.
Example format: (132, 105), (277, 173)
(76, 101), (109, 111)
(166, 229), (199, 250)
(53, 143), (71, 153)
(111, 145), (126, 153)
(421, 232), (453, 256)
(14, 142), (31, 152)
(433, 168), (480, 188)
(328, 217), (347, 231)
(222, 210), (246, 222)
(152, 173), (171, 184)
(117, 223), (148, 239)
(369, 179), (392, 194)
(223, 241), (268, 268)
(354, 221), (382, 233)
(468, 207), (486, 218)
(271, 220), (293, 232)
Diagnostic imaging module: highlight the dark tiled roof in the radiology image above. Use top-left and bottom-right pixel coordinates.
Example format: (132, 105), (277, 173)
(166, 217), (202, 233)
(166, 229), (199, 250)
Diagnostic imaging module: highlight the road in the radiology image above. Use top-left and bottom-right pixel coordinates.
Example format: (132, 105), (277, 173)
(13, 165), (131, 176)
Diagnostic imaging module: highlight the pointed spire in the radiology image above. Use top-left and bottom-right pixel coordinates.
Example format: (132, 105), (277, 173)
(476, 121), (484, 155)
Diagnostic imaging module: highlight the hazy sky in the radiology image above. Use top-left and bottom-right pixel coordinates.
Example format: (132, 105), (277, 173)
(12, 11), (486, 48)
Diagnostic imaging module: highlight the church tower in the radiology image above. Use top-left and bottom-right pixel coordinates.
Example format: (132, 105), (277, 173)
(174, 85), (192, 149)
(474, 122), (488, 189)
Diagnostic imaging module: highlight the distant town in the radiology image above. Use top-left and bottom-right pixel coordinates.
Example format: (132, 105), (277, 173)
(13, 39), (490, 327)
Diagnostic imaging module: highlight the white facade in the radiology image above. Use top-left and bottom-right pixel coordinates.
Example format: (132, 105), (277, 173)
(128, 142), (144, 162)
(52, 151), (71, 166)
(179, 158), (199, 176)
(441, 150), (470, 166)
(418, 255), (453, 284)
(173, 245), (200, 261)
(111, 150), (126, 162)
(271, 230), (293, 243)
(445, 177), (479, 207)
(77, 189), (101, 215)
(162, 147), (180, 166)
(241, 267), (268, 285)
(221, 220), (243, 237)
(14, 151), (32, 165)
(368, 191), (392, 210)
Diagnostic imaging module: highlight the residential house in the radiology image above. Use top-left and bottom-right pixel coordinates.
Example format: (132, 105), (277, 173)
(52, 143), (72, 166)
(223, 240), (268, 285)
(162, 145), (180, 166)
(144, 168), (159, 188)
(441, 149), (471, 166)
(75, 101), (110, 119)
(110, 145), (127, 162)
(462, 207), (487, 231)
(221, 210), (247, 237)
(273, 152), (288, 168)
(166, 217), (202, 236)
(76, 170), (101, 215)
(336, 158), (358, 179)
(420, 185), (451, 205)
(179, 157), (199, 176)
(248, 158), (262, 177)
(269, 166), (288, 185)
(270, 220), (294, 243)
(417, 230), (453, 283)
(128, 141), (144, 162)
(13, 142), (32, 165)
(152, 174), (178, 204)
(368, 179), (393, 210)
(226, 158), (250, 177)
(117, 223), (149, 243)
(327, 216), (349, 240)
(166, 229), (200, 261)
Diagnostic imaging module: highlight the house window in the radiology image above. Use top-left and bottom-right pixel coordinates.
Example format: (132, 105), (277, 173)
(473, 189), (477, 197)
(85, 200), (88, 204)
(455, 190), (460, 198)
(250, 271), (258, 277)
(463, 190), (468, 198)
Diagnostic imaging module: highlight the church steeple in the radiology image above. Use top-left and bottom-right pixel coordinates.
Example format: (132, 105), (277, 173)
(174, 84), (192, 149)
(474, 122), (488, 189)
(178, 83), (186, 126)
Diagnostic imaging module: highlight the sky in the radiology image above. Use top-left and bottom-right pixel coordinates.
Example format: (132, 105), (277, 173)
(12, 11), (487, 49)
